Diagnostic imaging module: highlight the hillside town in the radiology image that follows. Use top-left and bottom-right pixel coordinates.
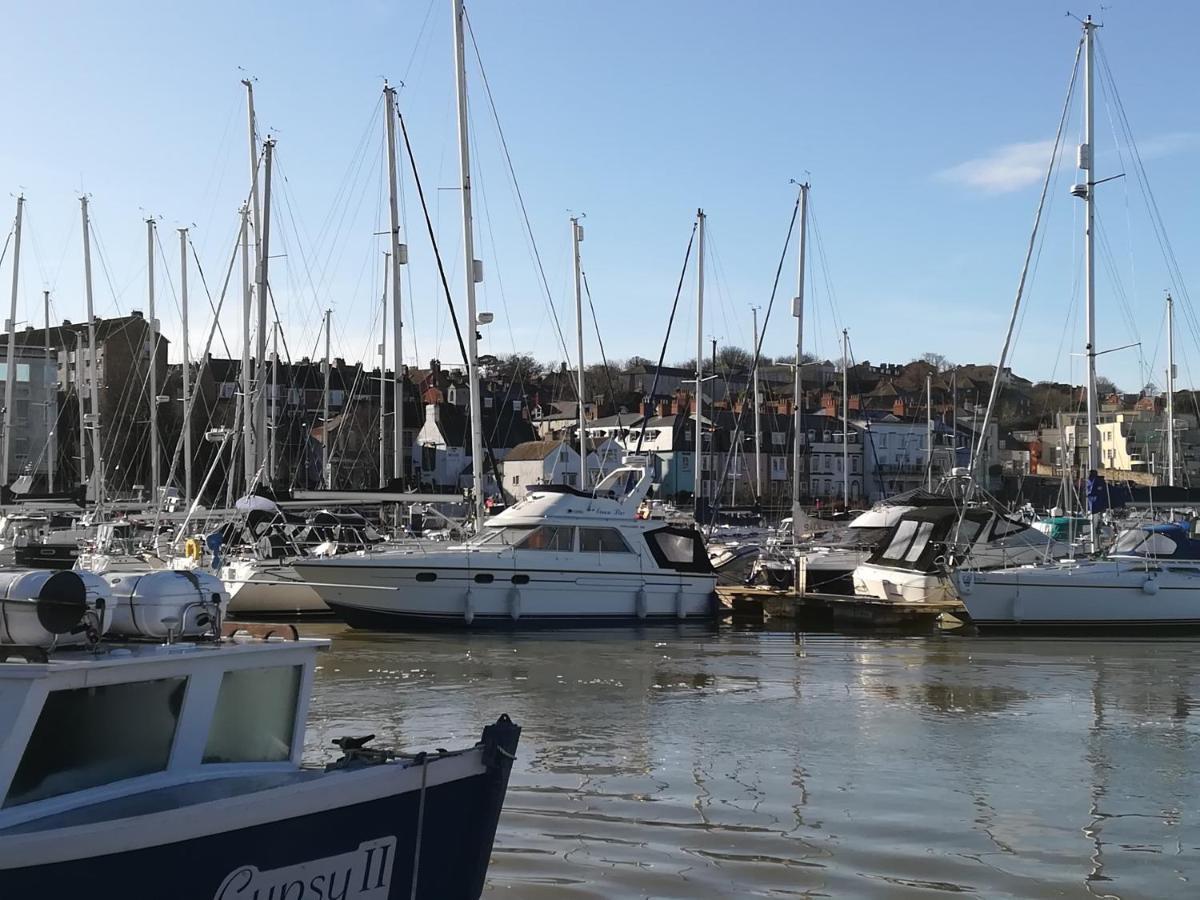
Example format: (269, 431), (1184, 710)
(1, 312), (1188, 513)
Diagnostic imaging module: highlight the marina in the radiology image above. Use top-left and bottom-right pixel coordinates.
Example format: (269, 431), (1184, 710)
(3, 2), (1200, 896)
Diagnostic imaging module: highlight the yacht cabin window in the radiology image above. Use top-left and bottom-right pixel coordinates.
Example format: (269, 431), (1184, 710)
(516, 525), (575, 552)
(882, 521), (918, 559)
(1111, 530), (1178, 557)
(5, 677), (187, 808)
(579, 527), (633, 553)
(473, 526), (535, 546)
(204, 665), (301, 764)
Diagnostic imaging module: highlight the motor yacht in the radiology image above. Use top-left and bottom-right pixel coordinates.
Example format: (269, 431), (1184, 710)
(293, 458), (717, 628)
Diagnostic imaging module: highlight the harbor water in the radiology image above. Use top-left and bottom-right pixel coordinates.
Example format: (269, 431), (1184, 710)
(303, 624), (1200, 898)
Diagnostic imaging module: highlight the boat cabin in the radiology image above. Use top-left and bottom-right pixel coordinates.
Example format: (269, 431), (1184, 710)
(1110, 522), (1200, 560)
(0, 637), (324, 831)
(864, 508), (1014, 574)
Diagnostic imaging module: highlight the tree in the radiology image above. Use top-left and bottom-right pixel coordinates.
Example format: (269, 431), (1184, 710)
(716, 345), (753, 371)
(1143, 381), (1160, 397)
(624, 355), (654, 370)
(487, 353), (543, 385)
(1095, 376), (1119, 396)
(916, 352), (952, 372)
(773, 352), (817, 366)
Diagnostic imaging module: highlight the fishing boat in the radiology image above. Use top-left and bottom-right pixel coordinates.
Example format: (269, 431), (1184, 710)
(293, 457), (717, 627)
(0, 568), (520, 899)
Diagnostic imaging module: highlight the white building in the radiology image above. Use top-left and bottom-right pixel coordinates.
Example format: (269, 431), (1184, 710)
(499, 441), (583, 495)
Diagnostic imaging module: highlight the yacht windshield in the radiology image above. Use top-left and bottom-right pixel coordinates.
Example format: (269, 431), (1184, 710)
(1112, 529), (1179, 558)
(471, 526), (536, 546)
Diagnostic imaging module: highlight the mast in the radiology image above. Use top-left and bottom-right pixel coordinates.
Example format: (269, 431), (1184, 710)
(452, 0), (486, 529)
(255, 138), (275, 481)
(80, 197), (103, 508)
(322, 308), (332, 490)
(379, 252), (389, 488)
(1167, 292), (1176, 486)
(926, 372), (933, 490)
(269, 321), (278, 484)
(791, 183), (809, 528)
(842, 328), (849, 505)
(571, 216), (587, 486)
(1080, 16), (1100, 540)
(240, 205), (254, 491)
(242, 79), (262, 283)
(145, 218), (160, 504)
(694, 208), (706, 524)
(43, 290), (54, 492)
(2, 195), (23, 487)
(178, 228), (192, 504)
(383, 83), (407, 484)
(751, 305), (762, 499)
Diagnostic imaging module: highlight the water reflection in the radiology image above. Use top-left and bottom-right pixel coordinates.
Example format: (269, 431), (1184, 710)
(304, 624), (1200, 898)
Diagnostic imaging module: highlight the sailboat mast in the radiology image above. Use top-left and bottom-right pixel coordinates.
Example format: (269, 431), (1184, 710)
(145, 218), (160, 504)
(791, 183), (808, 527)
(751, 305), (762, 499)
(383, 83), (406, 484)
(926, 373), (933, 490)
(571, 216), (587, 487)
(1167, 292), (1176, 487)
(694, 209), (706, 524)
(1082, 17), (1099, 476)
(452, 0), (486, 529)
(80, 197), (103, 509)
(379, 252), (389, 488)
(178, 228), (193, 505)
(269, 321), (278, 483)
(322, 308), (331, 490)
(255, 138), (275, 483)
(240, 205), (254, 491)
(2, 195), (23, 488)
(842, 328), (849, 505)
(43, 290), (54, 492)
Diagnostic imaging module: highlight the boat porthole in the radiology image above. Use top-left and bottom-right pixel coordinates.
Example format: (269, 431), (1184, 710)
(511, 574), (530, 585)
(474, 573), (494, 584)
(416, 572), (437, 582)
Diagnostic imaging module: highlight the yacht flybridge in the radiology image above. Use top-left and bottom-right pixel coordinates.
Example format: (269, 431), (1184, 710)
(294, 458), (718, 627)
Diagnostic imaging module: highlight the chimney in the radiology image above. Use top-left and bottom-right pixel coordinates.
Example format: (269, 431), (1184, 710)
(131, 309), (143, 319)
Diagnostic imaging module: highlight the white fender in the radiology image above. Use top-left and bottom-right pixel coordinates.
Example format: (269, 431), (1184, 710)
(1142, 577), (1160, 595)
(509, 586), (522, 620)
(676, 587), (687, 619)
(464, 587), (475, 625)
(635, 588), (648, 619)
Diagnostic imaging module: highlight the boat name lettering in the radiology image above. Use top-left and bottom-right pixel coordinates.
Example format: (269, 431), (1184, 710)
(214, 836), (396, 900)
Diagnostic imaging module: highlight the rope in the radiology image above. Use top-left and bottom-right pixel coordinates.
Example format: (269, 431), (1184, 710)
(409, 753), (429, 900)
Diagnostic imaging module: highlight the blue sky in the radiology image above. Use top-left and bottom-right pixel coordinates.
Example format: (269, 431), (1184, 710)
(0, 1), (1197, 395)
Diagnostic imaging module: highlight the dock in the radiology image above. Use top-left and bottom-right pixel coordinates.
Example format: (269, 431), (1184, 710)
(718, 586), (964, 631)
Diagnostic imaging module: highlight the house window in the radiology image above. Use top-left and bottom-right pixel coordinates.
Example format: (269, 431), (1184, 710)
(563, 473), (577, 486)
(772, 431), (785, 446)
(421, 445), (436, 472)
(681, 454), (691, 471)
(512, 475), (520, 486)
(880, 434), (888, 448)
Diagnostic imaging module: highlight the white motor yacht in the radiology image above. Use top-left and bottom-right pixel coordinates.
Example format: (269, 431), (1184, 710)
(957, 522), (1200, 630)
(293, 458), (718, 628)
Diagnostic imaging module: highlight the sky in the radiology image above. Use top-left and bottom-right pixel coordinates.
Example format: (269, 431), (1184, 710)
(0, 1), (1197, 396)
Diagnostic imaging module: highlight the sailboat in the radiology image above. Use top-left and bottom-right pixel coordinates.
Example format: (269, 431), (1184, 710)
(955, 17), (1200, 630)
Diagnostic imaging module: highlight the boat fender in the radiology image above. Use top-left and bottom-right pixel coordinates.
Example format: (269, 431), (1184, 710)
(184, 538), (202, 562)
(508, 586), (521, 620)
(1142, 577), (1159, 595)
(464, 587), (475, 625)
(635, 587), (648, 619)
(676, 587), (687, 619)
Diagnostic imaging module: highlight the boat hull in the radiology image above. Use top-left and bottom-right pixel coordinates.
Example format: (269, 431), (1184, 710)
(0, 716), (519, 900)
(958, 561), (1200, 630)
(225, 560), (333, 618)
(294, 558), (717, 629)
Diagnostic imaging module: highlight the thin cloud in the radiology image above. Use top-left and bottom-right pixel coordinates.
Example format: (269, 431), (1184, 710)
(938, 131), (1200, 194)
(937, 140), (1056, 194)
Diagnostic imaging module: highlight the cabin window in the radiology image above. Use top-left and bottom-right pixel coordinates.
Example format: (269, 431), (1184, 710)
(473, 526), (534, 546)
(1112, 531), (1178, 557)
(989, 518), (1028, 540)
(904, 521), (936, 562)
(203, 665), (301, 764)
(516, 525), (575, 552)
(644, 527), (713, 574)
(5, 677), (187, 807)
(579, 527), (633, 553)
(882, 520), (919, 560)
